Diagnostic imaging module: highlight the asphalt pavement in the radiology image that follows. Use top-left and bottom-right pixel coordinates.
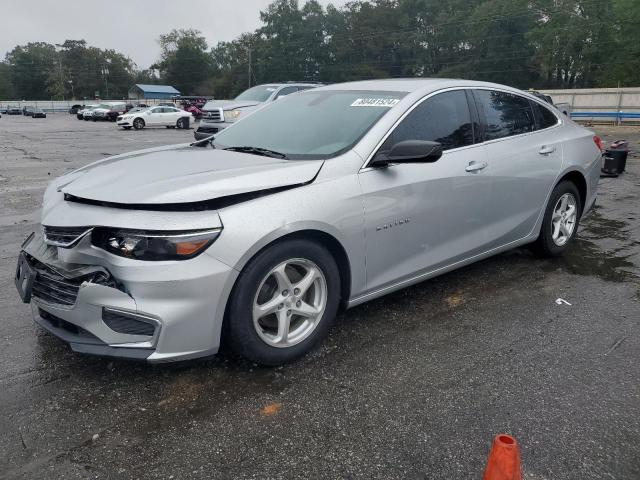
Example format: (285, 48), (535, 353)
(0, 115), (638, 479)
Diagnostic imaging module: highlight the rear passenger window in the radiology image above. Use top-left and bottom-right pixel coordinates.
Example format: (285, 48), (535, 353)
(533, 103), (559, 130)
(382, 90), (474, 152)
(474, 90), (536, 140)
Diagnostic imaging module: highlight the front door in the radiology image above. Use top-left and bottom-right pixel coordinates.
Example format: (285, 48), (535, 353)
(358, 89), (493, 294)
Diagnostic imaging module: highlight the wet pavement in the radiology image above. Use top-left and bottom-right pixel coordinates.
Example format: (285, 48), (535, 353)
(0, 116), (639, 479)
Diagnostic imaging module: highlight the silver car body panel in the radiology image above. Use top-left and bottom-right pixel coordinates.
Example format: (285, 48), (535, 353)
(19, 78), (601, 361)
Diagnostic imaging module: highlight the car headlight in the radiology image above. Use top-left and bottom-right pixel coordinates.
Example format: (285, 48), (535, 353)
(224, 109), (243, 122)
(92, 228), (222, 261)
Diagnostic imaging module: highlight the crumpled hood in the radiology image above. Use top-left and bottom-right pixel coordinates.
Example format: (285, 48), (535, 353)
(59, 145), (323, 205)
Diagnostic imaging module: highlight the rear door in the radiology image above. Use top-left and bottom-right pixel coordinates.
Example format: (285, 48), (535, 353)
(472, 89), (564, 246)
(359, 89), (493, 292)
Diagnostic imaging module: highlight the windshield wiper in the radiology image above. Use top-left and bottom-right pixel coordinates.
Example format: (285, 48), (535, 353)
(223, 146), (288, 159)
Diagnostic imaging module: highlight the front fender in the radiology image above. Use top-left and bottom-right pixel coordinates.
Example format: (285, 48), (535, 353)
(206, 174), (367, 300)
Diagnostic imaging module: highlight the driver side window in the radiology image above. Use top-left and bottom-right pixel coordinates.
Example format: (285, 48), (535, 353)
(381, 90), (475, 152)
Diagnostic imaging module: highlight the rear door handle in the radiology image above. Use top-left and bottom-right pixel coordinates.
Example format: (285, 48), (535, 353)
(539, 145), (556, 155)
(465, 161), (488, 172)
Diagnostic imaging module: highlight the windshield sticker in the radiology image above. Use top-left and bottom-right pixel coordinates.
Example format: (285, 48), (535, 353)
(351, 98), (400, 107)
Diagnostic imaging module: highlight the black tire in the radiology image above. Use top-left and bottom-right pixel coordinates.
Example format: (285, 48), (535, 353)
(532, 181), (582, 257)
(132, 118), (145, 130)
(122, 126), (132, 130)
(225, 239), (341, 366)
(177, 117), (187, 129)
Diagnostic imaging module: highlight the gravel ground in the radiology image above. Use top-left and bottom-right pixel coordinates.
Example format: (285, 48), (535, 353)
(0, 115), (639, 479)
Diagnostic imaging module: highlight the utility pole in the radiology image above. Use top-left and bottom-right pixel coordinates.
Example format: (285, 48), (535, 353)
(54, 43), (65, 101)
(68, 80), (74, 100)
(248, 47), (252, 88)
(101, 65), (110, 99)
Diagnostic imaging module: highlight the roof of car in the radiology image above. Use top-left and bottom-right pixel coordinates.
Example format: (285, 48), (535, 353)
(315, 78), (526, 94)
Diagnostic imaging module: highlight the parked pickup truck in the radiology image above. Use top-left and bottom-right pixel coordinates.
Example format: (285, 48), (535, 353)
(194, 82), (323, 140)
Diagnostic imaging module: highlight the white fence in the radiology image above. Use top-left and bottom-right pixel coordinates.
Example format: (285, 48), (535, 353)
(540, 87), (640, 124)
(0, 99), (175, 113)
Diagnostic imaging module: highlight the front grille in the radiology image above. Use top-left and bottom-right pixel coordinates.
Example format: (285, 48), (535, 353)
(29, 256), (83, 306)
(43, 225), (92, 247)
(102, 308), (156, 336)
(203, 108), (223, 122)
(27, 255), (112, 307)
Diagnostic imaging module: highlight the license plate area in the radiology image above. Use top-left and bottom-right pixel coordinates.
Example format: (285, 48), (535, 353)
(15, 253), (36, 303)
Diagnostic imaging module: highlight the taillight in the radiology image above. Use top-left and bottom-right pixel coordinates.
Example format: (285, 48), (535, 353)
(593, 135), (603, 151)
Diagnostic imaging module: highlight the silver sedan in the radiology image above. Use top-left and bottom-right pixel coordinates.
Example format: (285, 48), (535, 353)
(15, 79), (601, 365)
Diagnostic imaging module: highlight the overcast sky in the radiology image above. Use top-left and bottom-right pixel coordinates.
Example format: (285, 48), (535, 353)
(1, 0), (349, 68)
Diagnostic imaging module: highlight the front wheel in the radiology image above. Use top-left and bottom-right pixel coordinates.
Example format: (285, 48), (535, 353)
(532, 181), (582, 257)
(225, 239), (341, 366)
(132, 118), (145, 130)
(177, 117), (188, 129)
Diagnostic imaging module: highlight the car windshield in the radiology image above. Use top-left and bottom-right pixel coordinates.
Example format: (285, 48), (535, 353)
(213, 90), (406, 159)
(234, 85), (279, 103)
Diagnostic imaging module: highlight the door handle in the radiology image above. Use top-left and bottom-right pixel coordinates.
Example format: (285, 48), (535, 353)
(465, 161), (488, 172)
(539, 145), (556, 155)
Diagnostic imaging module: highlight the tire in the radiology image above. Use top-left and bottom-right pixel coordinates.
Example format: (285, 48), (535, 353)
(532, 181), (582, 257)
(177, 117), (187, 129)
(225, 239), (341, 366)
(132, 118), (145, 130)
(122, 126), (132, 130)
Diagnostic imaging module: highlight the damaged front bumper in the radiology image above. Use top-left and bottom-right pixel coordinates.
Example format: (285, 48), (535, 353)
(16, 230), (238, 362)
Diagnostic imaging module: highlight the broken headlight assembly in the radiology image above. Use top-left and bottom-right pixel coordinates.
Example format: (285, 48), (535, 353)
(91, 228), (222, 261)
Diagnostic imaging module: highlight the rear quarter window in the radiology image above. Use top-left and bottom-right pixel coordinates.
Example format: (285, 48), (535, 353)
(474, 90), (536, 141)
(532, 102), (560, 130)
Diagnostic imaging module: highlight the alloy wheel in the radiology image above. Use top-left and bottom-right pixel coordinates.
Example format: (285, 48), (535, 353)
(253, 258), (327, 348)
(551, 193), (577, 246)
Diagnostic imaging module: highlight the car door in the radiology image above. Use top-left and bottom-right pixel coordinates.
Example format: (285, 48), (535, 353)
(358, 89), (493, 292)
(472, 89), (564, 246)
(169, 107), (185, 124)
(147, 107), (163, 125)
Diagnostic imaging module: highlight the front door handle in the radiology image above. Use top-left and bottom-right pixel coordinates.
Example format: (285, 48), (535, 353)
(539, 145), (556, 155)
(465, 161), (488, 172)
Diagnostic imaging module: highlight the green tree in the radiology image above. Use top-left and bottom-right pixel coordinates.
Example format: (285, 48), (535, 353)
(5, 42), (57, 99)
(0, 62), (15, 99)
(155, 29), (213, 94)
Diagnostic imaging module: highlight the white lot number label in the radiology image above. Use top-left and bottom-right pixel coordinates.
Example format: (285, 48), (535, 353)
(351, 98), (400, 107)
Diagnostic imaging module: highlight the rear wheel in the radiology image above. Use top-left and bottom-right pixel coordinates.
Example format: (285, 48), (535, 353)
(133, 118), (145, 130)
(532, 181), (582, 257)
(225, 239), (341, 366)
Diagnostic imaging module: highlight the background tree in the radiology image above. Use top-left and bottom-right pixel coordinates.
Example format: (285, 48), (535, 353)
(154, 29), (213, 94)
(1, 0), (639, 100)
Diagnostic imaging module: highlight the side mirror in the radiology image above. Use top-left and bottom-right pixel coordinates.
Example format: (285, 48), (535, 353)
(371, 140), (443, 168)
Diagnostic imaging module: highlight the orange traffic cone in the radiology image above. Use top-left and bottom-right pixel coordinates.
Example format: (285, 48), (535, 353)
(482, 434), (522, 480)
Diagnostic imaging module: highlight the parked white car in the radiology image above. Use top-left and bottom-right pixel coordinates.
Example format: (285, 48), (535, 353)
(116, 106), (192, 130)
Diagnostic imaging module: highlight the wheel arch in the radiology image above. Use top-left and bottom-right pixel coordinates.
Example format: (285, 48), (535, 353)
(229, 228), (352, 310)
(556, 170), (587, 214)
